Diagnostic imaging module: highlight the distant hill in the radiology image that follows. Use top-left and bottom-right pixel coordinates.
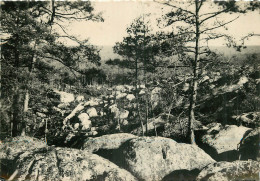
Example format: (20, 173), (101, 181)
(99, 45), (260, 61)
(99, 45), (121, 62)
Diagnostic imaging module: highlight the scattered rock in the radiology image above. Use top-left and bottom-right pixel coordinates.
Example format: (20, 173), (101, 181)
(78, 113), (92, 130)
(126, 94), (135, 101)
(125, 85), (134, 91)
(84, 99), (99, 107)
(74, 123), (80, 130)
(117, 110), (129, 120)
(121, 119), (129, 126)
(63, 103), (85, 125)
(78, 113), (90, 122)
(116, 92), (127, 99)
(57, 102), (70, 109)
(86, 107), (98, 118)
(116, 85), (126, 92)
(139, 90), (145, 95)
(237, 76), (248, 85)
(137, 84), (145, 89)
(109, 104), (118, 113)
(196, 160), (260, 181)
(151, 87), (161, 107)
(116, 136), (215, 181)
(53, 90), (75, 103)
(76, 95), (84, 102)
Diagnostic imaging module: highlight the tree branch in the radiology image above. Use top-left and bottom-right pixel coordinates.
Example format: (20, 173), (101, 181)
(201, 16), (239, 33)
(200, 8), (232, 25)
(154, 0), (195, 16)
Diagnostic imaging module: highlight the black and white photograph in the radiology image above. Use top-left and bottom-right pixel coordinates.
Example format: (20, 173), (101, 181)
(0, 0), (260, 180)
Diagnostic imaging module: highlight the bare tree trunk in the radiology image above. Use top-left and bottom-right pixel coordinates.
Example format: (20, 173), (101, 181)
(188, 1), (200, 145)
(145, 94), (149, 135)
(144, 65), (149, 136)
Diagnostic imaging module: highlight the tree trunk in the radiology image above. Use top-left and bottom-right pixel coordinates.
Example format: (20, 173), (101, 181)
(21, 89), (29, 136)
(12, 91), (21, 137)
(188, 1), (200, 145)
(134, 57), (144, 136)
(12, 30), (21, 137)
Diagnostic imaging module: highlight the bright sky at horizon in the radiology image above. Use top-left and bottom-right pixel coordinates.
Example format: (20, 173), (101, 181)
(65, 1), (260, 47)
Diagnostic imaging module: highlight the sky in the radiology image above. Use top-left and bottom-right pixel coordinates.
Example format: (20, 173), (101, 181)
(64, 1), (260, 47)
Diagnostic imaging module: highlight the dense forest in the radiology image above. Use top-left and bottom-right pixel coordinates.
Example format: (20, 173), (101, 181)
(0, 1), (259, 181)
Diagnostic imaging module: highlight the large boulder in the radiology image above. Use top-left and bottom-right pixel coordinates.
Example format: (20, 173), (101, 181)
(115, 136), (215, 181)
(13, 147), (137, 181)
(82, 133), (137, 153)
(238, 127), (260, 160)
(200, 123), (251, 161)
(196, 160), (260, 181)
